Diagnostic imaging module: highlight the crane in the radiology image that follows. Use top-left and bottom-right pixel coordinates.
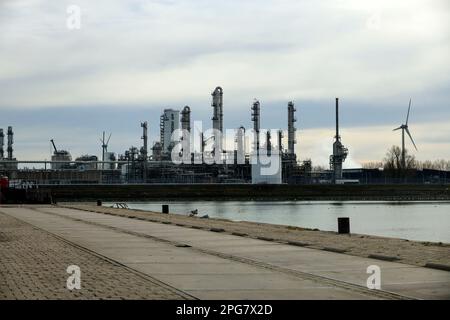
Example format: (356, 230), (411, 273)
(50, 139), (58, 153)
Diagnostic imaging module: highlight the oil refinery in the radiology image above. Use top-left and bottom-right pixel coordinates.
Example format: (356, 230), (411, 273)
(0, 87), (448, 187)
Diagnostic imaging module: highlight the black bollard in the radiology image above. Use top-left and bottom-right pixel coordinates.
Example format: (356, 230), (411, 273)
(338, 217), (350, 234)
(97, 200), (102, 207)
(162, 205), (169, 214)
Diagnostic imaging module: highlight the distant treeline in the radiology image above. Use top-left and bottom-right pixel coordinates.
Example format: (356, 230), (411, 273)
(363, 146), (450, 171)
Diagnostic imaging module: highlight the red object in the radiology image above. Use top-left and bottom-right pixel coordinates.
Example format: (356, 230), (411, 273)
(0, 176), (9, 190)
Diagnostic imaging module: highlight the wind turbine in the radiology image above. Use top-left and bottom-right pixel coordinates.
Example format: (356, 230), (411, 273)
(100, 131), (112, 170)
(393, 99), (418, 169)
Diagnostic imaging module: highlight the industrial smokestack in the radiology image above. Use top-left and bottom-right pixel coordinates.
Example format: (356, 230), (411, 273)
(330, 97), (348, 183)
(251, 100), (261, 155)
(7, 126), (13, 160)
(0, 129), (4, 160)
(287, 101), (297, 156)
(335, 98), (340, 140)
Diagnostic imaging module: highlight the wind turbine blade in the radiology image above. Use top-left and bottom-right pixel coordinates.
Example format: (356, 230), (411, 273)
(106, 133), (112, 145)
(405, 127), (418, 151)
(406, 99), (411, 125)
(393, 126), (402, 131)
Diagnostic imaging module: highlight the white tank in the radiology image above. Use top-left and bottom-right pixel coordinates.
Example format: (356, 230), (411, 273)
(251, 151), (282, 184)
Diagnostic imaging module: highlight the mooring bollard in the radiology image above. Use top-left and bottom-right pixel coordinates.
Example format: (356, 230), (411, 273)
(338, 217), (350, 234)
(97, 200), (102, 207)
(162, 205), (169, 214)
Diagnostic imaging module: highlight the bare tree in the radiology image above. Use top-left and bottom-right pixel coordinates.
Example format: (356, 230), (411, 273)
(362, 161), (384, 169)
(419, 159), (450, 171)
(383, 145), (416, 170)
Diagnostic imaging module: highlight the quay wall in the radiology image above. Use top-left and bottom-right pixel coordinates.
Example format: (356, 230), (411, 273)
(27, 184), (450, 202)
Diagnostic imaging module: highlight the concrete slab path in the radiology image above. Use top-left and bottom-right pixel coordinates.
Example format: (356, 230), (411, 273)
(1, 206), (448, 300)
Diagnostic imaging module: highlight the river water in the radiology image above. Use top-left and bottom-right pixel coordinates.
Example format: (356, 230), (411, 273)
(113, 201), (450, 243)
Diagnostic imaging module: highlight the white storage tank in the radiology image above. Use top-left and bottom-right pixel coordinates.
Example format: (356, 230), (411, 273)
(251, 152), (282, 184)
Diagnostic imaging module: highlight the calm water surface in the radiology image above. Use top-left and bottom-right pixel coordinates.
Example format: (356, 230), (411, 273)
(111, 201), (450, 243)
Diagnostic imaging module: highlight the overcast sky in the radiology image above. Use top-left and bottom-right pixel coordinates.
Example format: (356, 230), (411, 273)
(1, 0), (449, 167)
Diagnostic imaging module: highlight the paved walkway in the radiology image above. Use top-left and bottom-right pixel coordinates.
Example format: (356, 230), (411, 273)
(0, 210), (192, 300)
(1, 206), (449, 300)
(67, 204), (450, 268)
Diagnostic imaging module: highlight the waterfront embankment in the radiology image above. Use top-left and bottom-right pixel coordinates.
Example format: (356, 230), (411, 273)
(64, 204), (450, 270)
(32, 183), (450, 202)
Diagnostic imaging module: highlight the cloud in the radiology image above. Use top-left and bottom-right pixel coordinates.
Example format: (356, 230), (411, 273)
(1, 0), (449, 108)
(1, 0), (449, 163)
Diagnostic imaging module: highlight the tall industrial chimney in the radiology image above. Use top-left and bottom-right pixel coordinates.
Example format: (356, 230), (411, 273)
(0, 129), (4, 160)
(335, 98), (340, 140)
(330, 98), (348, 183)
(287, 101), (297, 156)
(7, 126), (13, 160)
(251, 100), (261, 155)
(211, 87), (224, 154)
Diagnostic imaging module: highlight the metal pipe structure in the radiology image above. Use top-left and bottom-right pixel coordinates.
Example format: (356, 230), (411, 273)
(211, 87), (224, 154)
(7, 126), (13, 160)
(287, 101), (297, 156)
(0, 129), (4, 160)
(251, 100), (261, 156)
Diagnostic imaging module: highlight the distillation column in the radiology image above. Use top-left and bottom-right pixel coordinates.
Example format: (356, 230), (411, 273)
(0, 129), (4, 160)
(181, 106), (191, 132)
(141, 121), (148, 160)
(7, 126), (13, 160)
(287, 101), (297, 158)
(251, 100), (261, 156)
(181, 106), (191, 157)
(235, 126), (246, 164)
(277, 130), (283, 154)
(211, 87), (224, 155)
(160, 114), (165, 151)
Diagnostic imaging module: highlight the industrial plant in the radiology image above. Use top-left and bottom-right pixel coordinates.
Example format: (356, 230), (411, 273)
(0, 87), (448, 187)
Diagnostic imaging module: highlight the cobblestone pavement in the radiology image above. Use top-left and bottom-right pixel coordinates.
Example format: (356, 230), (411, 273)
(0, 212), (190, 300)
(65, 204), (450, 269)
